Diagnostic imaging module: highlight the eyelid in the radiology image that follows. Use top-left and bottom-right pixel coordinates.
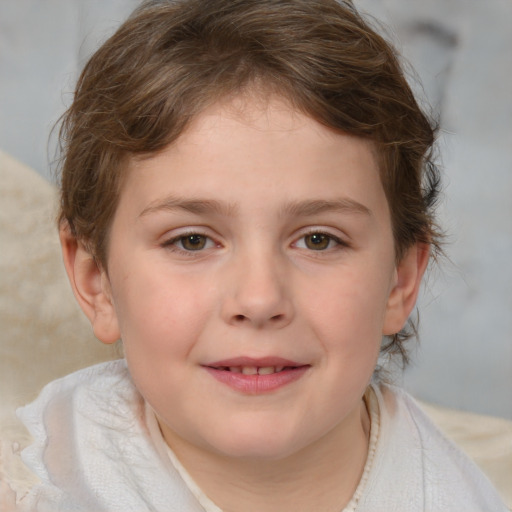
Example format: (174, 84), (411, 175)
(292, 227), (350, 250)
(160, 228), (220, 253)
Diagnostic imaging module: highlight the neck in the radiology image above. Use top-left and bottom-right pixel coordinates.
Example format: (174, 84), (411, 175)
(162, 399), (371, 512)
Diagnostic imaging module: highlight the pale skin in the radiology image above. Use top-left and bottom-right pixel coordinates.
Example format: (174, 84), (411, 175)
(60, 94), (429, 512)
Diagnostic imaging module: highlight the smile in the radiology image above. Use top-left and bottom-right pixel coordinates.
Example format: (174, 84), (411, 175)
(210, 365), (291, 375)
(204, 358), (310, 394)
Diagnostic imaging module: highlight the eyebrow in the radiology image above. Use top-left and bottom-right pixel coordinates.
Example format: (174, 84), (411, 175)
(138, 196), (371, 218)
(281, 199), (372, 218)
(139, 196), (237, 218)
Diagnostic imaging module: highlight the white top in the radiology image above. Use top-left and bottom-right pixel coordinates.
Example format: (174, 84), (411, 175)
(13, 360), (507, 511)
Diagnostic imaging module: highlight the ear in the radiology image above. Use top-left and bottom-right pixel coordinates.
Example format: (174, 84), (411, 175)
(382, 243), (430, 335)
(59, 223), (120, 344)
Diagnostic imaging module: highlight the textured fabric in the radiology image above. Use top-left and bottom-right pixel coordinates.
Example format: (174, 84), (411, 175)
(418, 399), (512, 506)
(356, 385), (508, 511)
(15, 361), (203, 512)
(12, 360), (508, 511)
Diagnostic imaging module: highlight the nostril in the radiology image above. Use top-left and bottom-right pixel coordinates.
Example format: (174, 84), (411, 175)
(227, 308), (292, 327)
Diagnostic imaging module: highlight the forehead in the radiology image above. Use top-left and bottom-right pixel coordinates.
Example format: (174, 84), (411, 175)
(120, 94), (386, 218)
(130, 93), (379, 177)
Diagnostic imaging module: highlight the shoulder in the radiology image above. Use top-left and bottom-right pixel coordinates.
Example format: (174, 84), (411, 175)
(17, 359), (136, 433)
(362, 383), (508, 512)
(16, 359), (143, 460)
(14, 360), (203, 511)
(22, 358), (131, 398)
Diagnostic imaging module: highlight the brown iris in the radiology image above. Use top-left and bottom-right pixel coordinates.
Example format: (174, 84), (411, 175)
(304, 233), (331, 250)
(180, 234), (208, 251)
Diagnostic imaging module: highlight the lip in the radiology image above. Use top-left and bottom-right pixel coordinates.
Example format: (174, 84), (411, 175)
(203, 356), (310, 394)
(206, 356), (303, 368)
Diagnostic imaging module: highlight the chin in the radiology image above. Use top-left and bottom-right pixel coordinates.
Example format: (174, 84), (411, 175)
(215, 442), (298, 461)
(204, 424), (310, 461)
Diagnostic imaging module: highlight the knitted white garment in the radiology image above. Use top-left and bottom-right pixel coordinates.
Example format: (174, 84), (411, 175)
(16, 361), (205, 512)
(14, 360), (508, 512)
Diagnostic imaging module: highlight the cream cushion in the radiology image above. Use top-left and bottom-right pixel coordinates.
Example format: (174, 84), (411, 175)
(0, 150), (119, 416)
(0, 150), (119, 497)
(0, 150), (510, 508)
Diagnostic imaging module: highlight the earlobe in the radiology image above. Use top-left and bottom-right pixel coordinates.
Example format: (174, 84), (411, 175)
(382, 244), (430, 336)
(59, 224), (120, 344)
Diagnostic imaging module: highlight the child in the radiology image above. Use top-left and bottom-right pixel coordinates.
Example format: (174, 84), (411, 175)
(13, 0), (508, 510)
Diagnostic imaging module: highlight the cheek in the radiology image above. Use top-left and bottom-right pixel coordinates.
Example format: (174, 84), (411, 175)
(111, 270), (217, 408)
(301, 263), (393, 373)
(110, 265), (216, 357)
(305, 266), (392, 335)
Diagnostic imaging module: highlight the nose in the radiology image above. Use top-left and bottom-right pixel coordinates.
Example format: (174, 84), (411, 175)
(220, 248), (294, 330)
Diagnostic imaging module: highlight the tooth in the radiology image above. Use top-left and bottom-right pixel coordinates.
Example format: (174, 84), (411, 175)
(275, 366), (284, 373)
(241, 367), (258, 375)
(229, 367), (242, 373)
(258, 367), (275, 375)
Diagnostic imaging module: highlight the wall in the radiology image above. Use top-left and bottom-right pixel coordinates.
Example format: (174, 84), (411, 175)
(357, 0), (512, 418)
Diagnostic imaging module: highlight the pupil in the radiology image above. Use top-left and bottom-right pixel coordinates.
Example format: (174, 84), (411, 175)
(306, 233), (329, 250)
(182, 235), (206, 250)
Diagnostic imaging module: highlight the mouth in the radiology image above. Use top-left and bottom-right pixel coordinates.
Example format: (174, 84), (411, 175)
(205, 356), (308, 374)
(207, 365), (300, 375)
(203, 358), (310, 393)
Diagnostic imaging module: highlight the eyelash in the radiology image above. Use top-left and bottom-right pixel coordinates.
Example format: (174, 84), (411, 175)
(294, 230), (348, 252)
(161, 229), (348, 255)
(161, 231), (217, 255)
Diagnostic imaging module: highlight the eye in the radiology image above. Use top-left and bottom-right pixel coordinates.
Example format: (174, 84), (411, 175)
(164, 233), (215, 252)
(180, 234), (209, 251)
(295, 232), (344, 251)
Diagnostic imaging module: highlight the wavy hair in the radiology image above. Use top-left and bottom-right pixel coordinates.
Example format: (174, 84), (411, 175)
(58, 0), (442, 365)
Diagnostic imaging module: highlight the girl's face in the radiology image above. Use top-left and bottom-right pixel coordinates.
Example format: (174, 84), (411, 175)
(89, 94), (423, 462)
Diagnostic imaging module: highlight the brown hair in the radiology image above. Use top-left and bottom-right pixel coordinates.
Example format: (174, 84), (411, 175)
(58, 0), (442, 364)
